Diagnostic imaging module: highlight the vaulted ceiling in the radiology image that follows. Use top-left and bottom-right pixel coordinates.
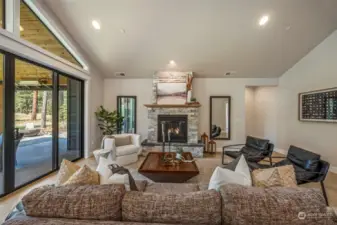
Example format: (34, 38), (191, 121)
(38, 0), (337, 78)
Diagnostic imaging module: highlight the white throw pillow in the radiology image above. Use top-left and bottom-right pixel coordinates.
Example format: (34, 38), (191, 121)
(208, 155), (252, 190)
(96, 157), (114, 184)
(234, 155), (252, 186)
(107, 173), (131, 191)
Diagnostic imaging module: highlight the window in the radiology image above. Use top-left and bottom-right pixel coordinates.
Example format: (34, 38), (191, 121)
(0, 53), (4, 195)
(14, 59), (54, 187)
(0, 52), (84, 197)
(58, 75), (83, 163)
(20, 1), (82, 67)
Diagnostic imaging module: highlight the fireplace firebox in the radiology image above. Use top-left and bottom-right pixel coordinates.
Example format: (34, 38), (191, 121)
(157, 115), (188, 143)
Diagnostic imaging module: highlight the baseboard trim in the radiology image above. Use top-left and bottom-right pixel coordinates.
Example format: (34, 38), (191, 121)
(329, 166), (337, 174)
(274, 148), (288, 155)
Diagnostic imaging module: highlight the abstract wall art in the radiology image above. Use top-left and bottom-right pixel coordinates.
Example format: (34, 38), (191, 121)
(299, 87), (337, 122)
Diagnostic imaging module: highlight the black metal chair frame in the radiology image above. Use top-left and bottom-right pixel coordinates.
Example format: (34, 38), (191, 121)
(222, 144), (273, 166)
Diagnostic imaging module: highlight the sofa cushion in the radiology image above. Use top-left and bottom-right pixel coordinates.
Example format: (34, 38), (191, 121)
(209, 155), (252, 190)
(55, 159), (80, 186)
(145, 182), (199, 193)
(245, 136), (269, 152)
(114, 135), (132, 147)
(3, 216), (182, 225)
(224, 150), (241, 159)
(116, 145), (139, 156)
(64, 165), (100, 185)
(274, 159), (318, 183)
(22, 184), (125, 221)
(252, 165), (297, 188)
(122, 190), (221, 225)
(287, 145), (321, 172)
(219, 184), (333, 225)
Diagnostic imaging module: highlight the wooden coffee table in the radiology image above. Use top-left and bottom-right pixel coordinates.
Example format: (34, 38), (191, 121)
(138, 152), (199, 183)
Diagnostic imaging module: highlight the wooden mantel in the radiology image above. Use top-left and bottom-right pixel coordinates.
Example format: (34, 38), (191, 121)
(144, 103), (201, 108)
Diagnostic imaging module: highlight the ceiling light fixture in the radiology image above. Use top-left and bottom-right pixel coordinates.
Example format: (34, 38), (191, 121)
(258, 15), (269, 26)
(92, 20), (101, 30)
(169, 60), (176, 65)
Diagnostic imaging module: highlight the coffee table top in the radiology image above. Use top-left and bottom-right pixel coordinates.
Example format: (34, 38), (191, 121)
(139, 152), (199, 173)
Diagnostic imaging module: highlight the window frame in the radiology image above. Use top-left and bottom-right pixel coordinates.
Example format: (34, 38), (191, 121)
(0, 47), (85, 198)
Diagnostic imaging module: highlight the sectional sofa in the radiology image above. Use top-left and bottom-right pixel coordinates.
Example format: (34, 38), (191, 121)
(3, 182), (335, 225)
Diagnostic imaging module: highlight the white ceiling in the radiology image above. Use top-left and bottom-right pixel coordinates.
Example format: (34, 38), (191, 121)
(38, 0), (337, 78)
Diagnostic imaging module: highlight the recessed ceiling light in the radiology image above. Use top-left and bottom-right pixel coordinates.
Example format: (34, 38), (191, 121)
(92, 20), (101, 30)
(169, 60), (176, 65)
(258, 15), (269, 26)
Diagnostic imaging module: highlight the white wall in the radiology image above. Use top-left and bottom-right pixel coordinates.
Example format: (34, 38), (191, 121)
(245, 87), (256, 137)
(103, 79), (153, 140)
(103, 78), (278, 148)
(255, 87), (278, 144)
(87, 72), (104, 156)
(276, 30), (337, 166)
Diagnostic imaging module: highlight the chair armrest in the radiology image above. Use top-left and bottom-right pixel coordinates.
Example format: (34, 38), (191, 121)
(130, 134), (141, 147)
(223, 144), (245, 152)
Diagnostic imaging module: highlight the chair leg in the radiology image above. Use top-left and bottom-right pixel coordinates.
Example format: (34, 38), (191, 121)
(320, 181), (329, 206)
(222, 149), (225, 165)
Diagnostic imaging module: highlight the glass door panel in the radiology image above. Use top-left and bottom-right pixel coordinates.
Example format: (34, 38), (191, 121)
(0, 54), (4, 195)
(15, 59), (53, 187)
(58, 75), (82, 164)
(117, 96), (136, 133)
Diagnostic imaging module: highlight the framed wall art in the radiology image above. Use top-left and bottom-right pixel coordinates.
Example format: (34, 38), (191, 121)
(299, 87), (337, 123)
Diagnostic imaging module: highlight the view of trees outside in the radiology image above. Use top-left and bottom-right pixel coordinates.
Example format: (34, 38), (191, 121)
(15, 89), (68, 134)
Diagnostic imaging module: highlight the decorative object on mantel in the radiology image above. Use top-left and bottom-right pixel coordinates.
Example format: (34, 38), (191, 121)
(186, 72), (194, 103)
(201, 132), (209, 153)
(299, 87), (337, 123)
(144, 103), (201, 108)
(208, 139), (216, 154)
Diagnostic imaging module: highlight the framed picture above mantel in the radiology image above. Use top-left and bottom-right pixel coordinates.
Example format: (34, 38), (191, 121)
(298, 87), (337, 123)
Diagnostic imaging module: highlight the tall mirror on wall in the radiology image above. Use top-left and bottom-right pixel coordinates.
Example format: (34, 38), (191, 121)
(117, 96), (137, 134)
(210, 96), (231, 140)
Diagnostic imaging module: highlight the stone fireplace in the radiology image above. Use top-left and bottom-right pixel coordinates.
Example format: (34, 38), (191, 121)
(141, 72), (204, 158)
(157, 115), (188, 143)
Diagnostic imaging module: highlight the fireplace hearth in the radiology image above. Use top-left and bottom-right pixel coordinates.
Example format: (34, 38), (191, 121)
(157, 115), (188, 143)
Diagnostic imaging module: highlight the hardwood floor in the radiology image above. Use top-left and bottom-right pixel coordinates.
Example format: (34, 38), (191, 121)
(0, 153), (336, 223)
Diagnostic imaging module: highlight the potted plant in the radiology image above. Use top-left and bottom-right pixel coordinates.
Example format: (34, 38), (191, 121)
(95, 106), (124, 135)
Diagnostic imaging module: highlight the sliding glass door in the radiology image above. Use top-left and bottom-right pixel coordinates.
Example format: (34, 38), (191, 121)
(58, 75), (82, 164)
(0, 53), (4, 195)
(0, 53), (84, 197)
(14, 59), (54, 187)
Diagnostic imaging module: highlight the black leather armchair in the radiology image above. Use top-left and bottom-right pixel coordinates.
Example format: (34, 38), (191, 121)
(222, 136), (274, 165)
(249, 145), (330, 206)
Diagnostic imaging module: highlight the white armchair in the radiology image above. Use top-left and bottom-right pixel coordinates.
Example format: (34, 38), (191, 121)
(93, 134), (142, 166)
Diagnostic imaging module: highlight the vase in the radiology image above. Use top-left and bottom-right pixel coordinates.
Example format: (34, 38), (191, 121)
(187, 90), (192, 103)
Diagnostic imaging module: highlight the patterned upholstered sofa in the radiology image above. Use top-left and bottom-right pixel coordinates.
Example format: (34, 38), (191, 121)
(3, 183), (336, 225)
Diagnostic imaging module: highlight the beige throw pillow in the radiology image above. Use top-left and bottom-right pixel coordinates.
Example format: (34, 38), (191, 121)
(252, 165), (297, 188)
(55, 159), (80, 186)
(114, 135), (132, 146)
(64, 165), (100, 185)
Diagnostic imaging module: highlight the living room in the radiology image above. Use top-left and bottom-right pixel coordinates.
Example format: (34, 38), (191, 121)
(0, 0), (337, 224)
